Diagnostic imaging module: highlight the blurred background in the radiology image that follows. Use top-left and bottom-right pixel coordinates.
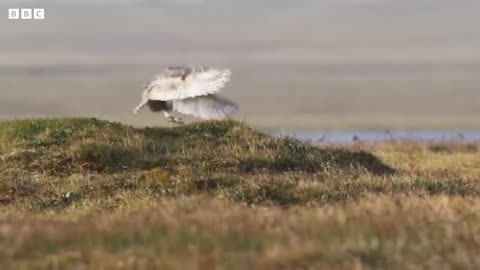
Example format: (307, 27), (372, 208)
(1, 0), (479, 130)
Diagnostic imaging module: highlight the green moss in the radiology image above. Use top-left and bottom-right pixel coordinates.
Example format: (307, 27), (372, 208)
(73, 143), (137, 172)
(31, 191), (82, 211)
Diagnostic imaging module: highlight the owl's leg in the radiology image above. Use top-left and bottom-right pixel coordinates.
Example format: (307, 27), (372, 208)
(164, 111), (184, 124)
(133, 94), (149, 114)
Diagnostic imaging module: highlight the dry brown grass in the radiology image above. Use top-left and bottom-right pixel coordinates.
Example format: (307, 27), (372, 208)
(0, 118), (479, 269)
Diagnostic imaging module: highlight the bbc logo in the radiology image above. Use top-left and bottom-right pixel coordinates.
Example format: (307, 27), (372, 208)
(8, 9), (45, 20)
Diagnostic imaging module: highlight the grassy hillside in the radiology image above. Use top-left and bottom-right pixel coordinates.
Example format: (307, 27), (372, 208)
(0, 118), (479, 269)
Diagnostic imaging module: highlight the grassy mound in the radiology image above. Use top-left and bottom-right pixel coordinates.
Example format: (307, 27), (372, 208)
(0, 118), (393, 176)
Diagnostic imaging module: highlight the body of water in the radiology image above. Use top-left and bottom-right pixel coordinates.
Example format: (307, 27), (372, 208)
(273, 129), (480, 144)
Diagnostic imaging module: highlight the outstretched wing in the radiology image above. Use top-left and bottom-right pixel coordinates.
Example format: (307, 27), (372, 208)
(172, 95), (238, 120)
(147, 66), (232, 101)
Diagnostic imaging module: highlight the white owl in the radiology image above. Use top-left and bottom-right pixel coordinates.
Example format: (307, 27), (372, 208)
(133, 66), (238, 124)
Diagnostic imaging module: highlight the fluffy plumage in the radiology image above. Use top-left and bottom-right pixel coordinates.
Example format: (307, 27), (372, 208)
(134, 66), (237, 123)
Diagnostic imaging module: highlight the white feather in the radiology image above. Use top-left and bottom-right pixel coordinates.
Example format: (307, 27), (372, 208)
(172, 95), (238, 120)
(147, 67), (232, 101)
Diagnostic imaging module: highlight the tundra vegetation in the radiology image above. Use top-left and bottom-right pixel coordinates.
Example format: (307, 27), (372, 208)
(0, 118), (479, 269)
